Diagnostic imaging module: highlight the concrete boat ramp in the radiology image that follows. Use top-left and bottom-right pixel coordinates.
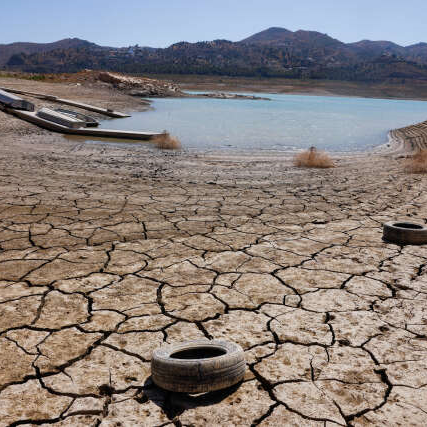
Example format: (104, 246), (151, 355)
(0, 87), (163, 140)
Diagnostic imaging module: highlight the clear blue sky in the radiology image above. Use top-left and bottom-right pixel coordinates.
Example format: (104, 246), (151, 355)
(2, 0), (427, 47)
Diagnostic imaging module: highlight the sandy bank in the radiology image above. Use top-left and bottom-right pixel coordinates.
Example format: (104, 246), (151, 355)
(151, 73), (427, 101)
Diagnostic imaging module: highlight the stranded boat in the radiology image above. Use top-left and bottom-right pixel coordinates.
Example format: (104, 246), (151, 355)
(55, 109), (99, 127)
(36, 108), (98, 128)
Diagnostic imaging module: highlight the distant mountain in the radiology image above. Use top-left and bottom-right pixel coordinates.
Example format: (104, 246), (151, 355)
(0, 38), (97, 67)
(240, 27), (294, 44)
(240, 27), (358, 68)
(405, 42), (427, 63)
(349, 39), (403, 52)
(240, 27), (344, 49)
(346, 40), (405, 62)
(241, 28), (427, 64)
(3, 29), (427, 82)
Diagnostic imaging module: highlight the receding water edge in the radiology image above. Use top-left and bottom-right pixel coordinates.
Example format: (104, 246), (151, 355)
(81, 92), (427, 152)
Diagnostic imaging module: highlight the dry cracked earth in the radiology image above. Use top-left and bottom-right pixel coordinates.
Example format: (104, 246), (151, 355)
(1, 130), (427, 426)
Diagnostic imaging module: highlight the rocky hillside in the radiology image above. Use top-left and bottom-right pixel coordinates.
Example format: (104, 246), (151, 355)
(3, 28), (427, 82)
(241, 28), (427, 65)
(241, 27), (347, 51)
(0, 38), (96, 67)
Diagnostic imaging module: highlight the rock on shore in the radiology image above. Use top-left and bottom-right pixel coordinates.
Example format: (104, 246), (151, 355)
(195, 92), (270, 100)
(98, 71), (183, 97)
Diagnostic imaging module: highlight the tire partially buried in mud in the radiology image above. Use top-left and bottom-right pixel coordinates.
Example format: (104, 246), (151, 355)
(151, 340), (246, 393)
(383, 221), (427, 245)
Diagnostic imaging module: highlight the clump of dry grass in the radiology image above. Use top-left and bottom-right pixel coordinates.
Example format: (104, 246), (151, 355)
(293, 147), (334, 168)
(152, 132), (181, 150)
(404, 150), (427, 173)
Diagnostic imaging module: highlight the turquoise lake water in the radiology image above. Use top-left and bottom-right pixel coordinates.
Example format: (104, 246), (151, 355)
(99, 93), (427, 152)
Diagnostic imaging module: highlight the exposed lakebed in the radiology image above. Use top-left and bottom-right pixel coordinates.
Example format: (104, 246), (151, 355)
(98, 93), (427, 151)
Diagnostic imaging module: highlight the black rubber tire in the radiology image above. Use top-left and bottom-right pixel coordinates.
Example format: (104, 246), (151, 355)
(383, 221), (427, 245)
(151, 339), (246, 393)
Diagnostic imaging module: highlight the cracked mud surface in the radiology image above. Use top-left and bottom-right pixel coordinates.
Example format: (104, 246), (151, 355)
(1, 102), (427, 426)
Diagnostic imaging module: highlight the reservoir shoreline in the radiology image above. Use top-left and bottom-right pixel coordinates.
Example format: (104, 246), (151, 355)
(1, 76), (426, 153)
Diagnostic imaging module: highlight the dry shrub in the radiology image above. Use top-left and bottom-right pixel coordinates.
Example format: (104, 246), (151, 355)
(152, 132), (181, 150)
(293, 147), (334, 168)
(404, 150), (427, 173)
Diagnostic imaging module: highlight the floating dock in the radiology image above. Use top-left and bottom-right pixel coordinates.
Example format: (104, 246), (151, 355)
(9, 108), (162, 140)
(0, 87), (130, 118)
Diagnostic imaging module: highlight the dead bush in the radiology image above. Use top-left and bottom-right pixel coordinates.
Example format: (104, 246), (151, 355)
(293, 147), (334, 168)
(404, 150), (427, 173)
(152, 132), (181, 150)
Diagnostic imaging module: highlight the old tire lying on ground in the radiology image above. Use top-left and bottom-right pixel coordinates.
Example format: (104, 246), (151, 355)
(151, 339), (246, 393)
(383, 221), (427, 245)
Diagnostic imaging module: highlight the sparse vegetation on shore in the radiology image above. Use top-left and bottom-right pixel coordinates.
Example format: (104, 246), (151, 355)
(404, 150), (427, 173)
(293, 147), (334, 168)
(152, 132), (182, 150)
